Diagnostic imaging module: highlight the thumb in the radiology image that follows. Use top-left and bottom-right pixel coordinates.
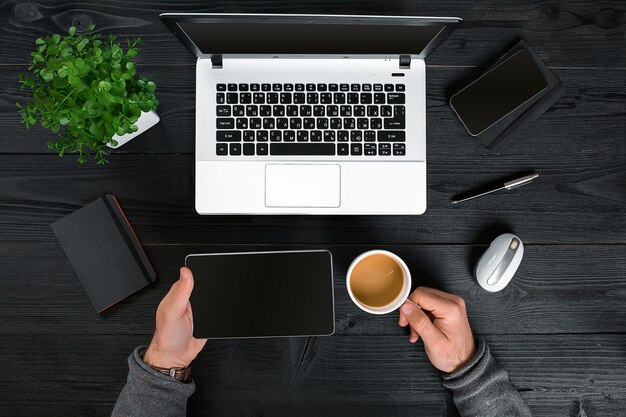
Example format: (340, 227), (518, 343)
(160, 267), (194, 318)
(401, 302), (445, 346)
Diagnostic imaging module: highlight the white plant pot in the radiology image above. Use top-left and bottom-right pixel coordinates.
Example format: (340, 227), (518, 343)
(107, 110), (160, 149)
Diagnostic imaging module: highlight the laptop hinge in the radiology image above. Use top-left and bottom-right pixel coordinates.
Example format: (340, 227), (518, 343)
(399, 55), (411, 69)
(211, 55), (223, 69)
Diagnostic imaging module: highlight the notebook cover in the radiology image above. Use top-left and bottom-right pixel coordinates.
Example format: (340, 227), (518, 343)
(458, 40), (565, 152)
(51, 195), (156, 312)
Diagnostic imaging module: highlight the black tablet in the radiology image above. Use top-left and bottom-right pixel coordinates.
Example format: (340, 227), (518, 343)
(186, 250), (335, 339)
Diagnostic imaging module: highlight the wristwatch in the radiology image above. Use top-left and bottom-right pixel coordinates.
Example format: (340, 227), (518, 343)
(141, 352), (192, 383)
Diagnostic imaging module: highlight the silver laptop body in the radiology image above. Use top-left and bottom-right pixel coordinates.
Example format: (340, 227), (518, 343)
(160, 14), (461, 214)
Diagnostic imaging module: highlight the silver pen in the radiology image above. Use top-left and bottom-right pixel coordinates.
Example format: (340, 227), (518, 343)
(452, 173), (539, 204)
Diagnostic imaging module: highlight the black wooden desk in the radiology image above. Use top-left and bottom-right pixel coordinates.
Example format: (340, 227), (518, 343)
(1, 2), (625, 416)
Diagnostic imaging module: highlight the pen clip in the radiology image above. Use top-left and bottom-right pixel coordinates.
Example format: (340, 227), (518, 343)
(504, 174), (539, 190)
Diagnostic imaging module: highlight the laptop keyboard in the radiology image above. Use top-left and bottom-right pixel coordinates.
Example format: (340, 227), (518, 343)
(214, 83), (407, 157)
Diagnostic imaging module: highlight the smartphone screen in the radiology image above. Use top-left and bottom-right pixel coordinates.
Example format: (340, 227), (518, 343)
(450, 49), (548, 136)
(186, 250), (334, 339)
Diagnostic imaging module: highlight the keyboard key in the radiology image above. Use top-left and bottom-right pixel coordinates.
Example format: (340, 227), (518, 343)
(340, 83), (350, 91)
(381, 105), (392, 117)
(227, 93), (238, 104)
(216, 143), (228, 155)
(396, 84), (405, 91)
(216, 118), (234, 129)
(293, 93), (306, 104)
(216, 93), (225, 104)
(270, 131), (282, 142)
(233, 105), (245, 116)
(216, 131), (241, 142)
(230, 143), (241, 155)
(261, 83), (271, 91)
(311, 130), (322, 142)
(347, 93), (359, 104)
(267, 93), (279, 104)
(228, 83), (237, 91)
(307, 93), (318, 104)
(290, 118), (302, 129)
(357, 118), (369, 129)
(276, 118), (289, 129)
(362, 84), (372, 91)
(354, 105), (365, 117)
(284, 130), (296, 142)
(313, 105), (325, 117)
(253, 93), (265, 104)
(320, 93), (332, 104)
(297, 131), (309, 142)
(299, 105), (312, 118)
(337, 143), (349, 155)
(334, 93), (346, 104)
(246, 105), (258, 116)
(364, 143), (377, 156)
(243, 130), (255, 142)
(367, 105), (378, 117)
(360, 93), (372, 104)
(350, 131), (362, 142)
(340, 105), (352, 117)
(384, 117), (405, 129)
(271, 143), (335, 156)
(216, 84), (226, 91)
(263, 118), (275, 129)
(317, 83), (327, 91)
(303, 118), (315, 129)
(257, 143), (268, 155)
(316, 118), (329, 129)
(329, 83), (339, 91)
(249, 118), (262, 129)
(273, 105), (285, 117)
(374, 93), (385, 104)
(351, 143), (362, 155)
(393, 143), (406, 156)
(374, 84), (383, 91)
(384, 84), (394, 92)
(260, 105), (271, 116)
(330, 118), (342, 129)
(236, 118), (248, 129)
(370, 118), (382, 129)
(272, 83), (282, 91)
(343, 118), (355, 129)
(387, 93), (405, 104)
(327, 105), (339, 117)
(284, 83), (294, 91)
(251, 83), (260, 91)
(378, 131), (406, 142)
(351, 83), (361, 91)
(394, 105), (406, 118)
(280, 93), (292, 104)
(257, 130), (268, 142)
(364, 130), (376, 142)
(239, 83), (249, 91)
(243, 143), (255, 155)
(216, 105), (230, 116)
(323, 130), (335, 142)
(286, 105), (298, 116)
(337, 131), (349, 142)
(306, 83), (316, 91)
(295, 83), (305, 91)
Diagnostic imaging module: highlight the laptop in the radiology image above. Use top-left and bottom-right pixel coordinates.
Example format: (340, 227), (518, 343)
(160, 14), (461, 215)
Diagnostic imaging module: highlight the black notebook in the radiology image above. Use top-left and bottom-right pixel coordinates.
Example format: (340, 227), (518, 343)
(51, 194), (156, 312)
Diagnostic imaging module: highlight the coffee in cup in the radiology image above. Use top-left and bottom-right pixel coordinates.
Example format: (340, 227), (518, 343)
(346, 250), (411, 315)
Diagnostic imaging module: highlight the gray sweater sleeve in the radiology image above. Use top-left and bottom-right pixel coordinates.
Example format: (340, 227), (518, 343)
(442, 338), (532, 417)
(111, 346), (195, 417)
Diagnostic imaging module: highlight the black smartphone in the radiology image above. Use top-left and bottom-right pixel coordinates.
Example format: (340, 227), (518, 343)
(450, 49), (548, 136)
(186, 250), (334, 339)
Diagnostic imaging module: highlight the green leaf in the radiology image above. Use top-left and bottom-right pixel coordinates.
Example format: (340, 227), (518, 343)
(35, 37), (45, 45)
(76, 38), (89, 51)
(87, 24), (96, 32)
(69, 26), (76, 36)
(52, 34), (61, 44)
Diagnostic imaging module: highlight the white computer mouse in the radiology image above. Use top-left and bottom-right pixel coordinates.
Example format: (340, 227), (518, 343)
(475, 233), (524, 292)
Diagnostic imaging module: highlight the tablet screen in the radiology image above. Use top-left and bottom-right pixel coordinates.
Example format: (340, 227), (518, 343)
(186, 251), (334, 338)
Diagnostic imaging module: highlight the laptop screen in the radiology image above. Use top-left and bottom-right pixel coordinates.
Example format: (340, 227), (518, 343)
(162, 14), (461, 58)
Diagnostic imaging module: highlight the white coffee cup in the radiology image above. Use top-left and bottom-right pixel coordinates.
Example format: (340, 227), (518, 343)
(346, 250), (412, 315)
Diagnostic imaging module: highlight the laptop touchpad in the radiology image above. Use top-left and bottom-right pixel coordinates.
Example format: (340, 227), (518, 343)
(265, 164), (341, 208)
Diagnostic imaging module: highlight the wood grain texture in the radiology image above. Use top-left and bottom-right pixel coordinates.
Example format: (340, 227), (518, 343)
(1, 1), (625, 68)
(2, 65), (625, 155)
(0, 333), (624, 417)
(0, 153), (623, 244)
(2, 243), (626, 336)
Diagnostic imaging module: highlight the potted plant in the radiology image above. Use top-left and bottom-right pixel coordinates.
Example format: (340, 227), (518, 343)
(17, 25), (159, 165)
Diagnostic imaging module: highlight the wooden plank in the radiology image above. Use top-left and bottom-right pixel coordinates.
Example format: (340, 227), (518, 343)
(0, 151), (624, 244)
(0, 333), (623, 417)
(2, 65), (625, 155)
(1, 1), (624, 68)
(1, 244), (626, 336)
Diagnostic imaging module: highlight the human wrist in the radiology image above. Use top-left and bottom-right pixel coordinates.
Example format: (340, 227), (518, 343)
(144, 342), (191, 369)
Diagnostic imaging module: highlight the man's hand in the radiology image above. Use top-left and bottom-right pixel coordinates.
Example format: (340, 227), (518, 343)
(144, 267), (207, 368)
(398, 287), (476, 373)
